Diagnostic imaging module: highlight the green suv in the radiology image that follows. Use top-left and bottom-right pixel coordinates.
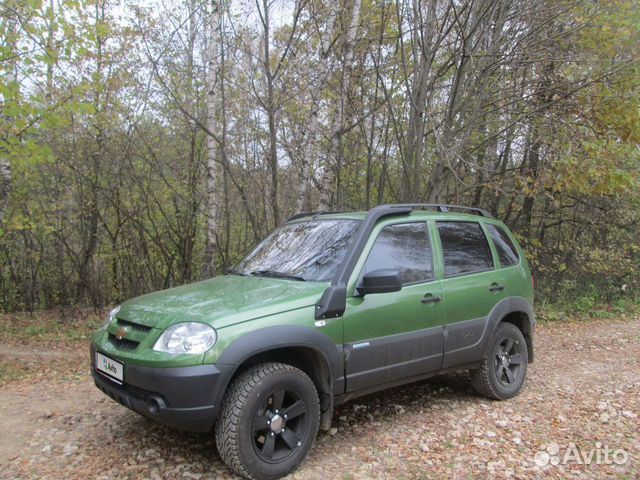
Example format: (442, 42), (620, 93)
(91, 204), (535, 479)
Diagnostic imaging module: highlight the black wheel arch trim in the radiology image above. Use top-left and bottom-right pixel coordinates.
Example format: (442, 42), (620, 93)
(213, 325), (344, 415)
(485, 296), (535, 362)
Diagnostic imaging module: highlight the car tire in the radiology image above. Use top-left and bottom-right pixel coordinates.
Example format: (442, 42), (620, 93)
(471, 322), (528, 400)
(215, 362), (320, 480)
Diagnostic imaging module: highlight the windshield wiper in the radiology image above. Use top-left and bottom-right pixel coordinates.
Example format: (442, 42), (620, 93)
(249, 270), (306, 281)
(226, 269), (249, 277)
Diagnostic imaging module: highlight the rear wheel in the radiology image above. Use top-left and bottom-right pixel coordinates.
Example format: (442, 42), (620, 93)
(471, 322), (528, 400)
(215, 362), (319, 480)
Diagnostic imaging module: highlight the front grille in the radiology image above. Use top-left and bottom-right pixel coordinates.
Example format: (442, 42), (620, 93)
(108, 316), (153, 351)
(108, 334), (139, 351)
(116, 318), (152, 333)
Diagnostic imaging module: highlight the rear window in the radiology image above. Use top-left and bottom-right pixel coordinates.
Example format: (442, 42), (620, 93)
(437, 221), (494, 277)
(486, 224), (519, 267)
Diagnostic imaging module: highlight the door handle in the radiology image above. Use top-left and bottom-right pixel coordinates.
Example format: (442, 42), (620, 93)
(489, 283), (505, 293)
(421, 294), (442, 304)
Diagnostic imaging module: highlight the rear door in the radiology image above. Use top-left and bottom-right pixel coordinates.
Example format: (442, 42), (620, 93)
(484, 223), (529, 297)
(342, 221), (444, 392)
(435, 221), (505, 368)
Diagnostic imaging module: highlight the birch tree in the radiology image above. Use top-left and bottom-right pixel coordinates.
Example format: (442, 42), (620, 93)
(318, 0), (362, 210)
(205, 0), (223, 275)
(0, 2), (18, 225)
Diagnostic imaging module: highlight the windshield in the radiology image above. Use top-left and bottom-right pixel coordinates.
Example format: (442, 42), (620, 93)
(234, 219), (361, 282)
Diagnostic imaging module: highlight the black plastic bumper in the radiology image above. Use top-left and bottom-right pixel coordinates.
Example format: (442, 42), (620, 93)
(91, 346), (233, 432)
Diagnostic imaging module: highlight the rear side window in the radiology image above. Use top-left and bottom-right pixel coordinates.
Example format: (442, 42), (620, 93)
(360, 222), (432, 284)
(486, 224), (519, 267)
(437, 221), (494, 277)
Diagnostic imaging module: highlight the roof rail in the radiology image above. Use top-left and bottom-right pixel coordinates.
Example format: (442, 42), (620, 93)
(285, 210), (354, 222)
(387, 203), (493, 218)
(288, 204), (491, 223)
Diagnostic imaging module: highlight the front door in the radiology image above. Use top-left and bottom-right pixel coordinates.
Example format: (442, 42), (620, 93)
(343, 221), (444, 392)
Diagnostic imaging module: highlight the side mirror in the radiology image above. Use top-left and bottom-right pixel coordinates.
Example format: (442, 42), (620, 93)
(357, 269), (403, 296)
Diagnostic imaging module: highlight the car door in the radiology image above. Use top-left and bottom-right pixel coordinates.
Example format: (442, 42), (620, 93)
(342, 221), (444, 393)
(435, 220), (506, 369)
(484, 222), (528, 296)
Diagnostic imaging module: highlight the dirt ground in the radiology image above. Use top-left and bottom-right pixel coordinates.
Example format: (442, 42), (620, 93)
(1, 316), (638, 479)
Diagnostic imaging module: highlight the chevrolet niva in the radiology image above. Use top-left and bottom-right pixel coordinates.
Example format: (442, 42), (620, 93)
(91, 204), (535, 479)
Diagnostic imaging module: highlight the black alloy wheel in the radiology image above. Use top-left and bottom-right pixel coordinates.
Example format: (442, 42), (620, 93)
(494, 336), (523, 387)
(251, 388), (309, 462)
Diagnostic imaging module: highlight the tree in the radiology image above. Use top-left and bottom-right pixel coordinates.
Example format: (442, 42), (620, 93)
(0, 0), (638, 311)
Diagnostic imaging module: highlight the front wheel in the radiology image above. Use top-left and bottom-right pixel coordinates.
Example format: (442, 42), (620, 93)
(471, 322), (528, 400)
(215, 362), (320, 480)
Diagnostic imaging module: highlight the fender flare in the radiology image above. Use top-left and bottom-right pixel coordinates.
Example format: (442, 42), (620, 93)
(485, 296), (536, 362)
(212, 325), (344, 408)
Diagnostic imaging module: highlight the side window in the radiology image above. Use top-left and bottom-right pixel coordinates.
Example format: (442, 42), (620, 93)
(360, 222), (433, 284)
(437, 221), (494, 277)
(486, 224), (519, 267)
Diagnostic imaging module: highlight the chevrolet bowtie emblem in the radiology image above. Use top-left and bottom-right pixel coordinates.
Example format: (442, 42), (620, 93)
(115, 326), (129, 340)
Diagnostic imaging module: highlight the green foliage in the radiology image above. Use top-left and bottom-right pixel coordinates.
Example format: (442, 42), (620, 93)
(538, 296), (640, 323)
(0, 0), (638, 314)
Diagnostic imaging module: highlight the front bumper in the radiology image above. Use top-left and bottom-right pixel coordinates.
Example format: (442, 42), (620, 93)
(91, 345), (233, 432)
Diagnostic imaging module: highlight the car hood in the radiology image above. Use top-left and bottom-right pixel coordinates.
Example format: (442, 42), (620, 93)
(117, 275), (328, 330)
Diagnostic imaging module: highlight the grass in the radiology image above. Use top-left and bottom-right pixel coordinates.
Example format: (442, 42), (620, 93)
(537, 297), (640, 323)
(0, 307), (108, 346)
(0, 308), (102, 386)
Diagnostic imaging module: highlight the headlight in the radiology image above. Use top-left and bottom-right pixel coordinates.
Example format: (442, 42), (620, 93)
(103, 305), (120, 328)
(153, 322), (217, 355)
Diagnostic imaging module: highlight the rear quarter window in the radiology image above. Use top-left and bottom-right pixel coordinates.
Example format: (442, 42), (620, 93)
(437, 221), (494, 277)
(486, 224), (519, 267)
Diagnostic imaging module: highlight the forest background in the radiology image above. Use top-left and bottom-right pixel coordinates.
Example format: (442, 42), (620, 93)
(1, 0), (638, 315)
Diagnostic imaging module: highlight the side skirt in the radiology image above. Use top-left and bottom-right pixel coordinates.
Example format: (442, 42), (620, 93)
(334, 362), (480, 406)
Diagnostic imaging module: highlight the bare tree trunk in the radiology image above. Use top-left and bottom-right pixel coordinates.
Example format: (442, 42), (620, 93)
(426, 0), (510, 203)
(205, 1), (222, 276)
(522, 64), (553, 236)
(400, 0), (438, 202)
(258, 0), (281, 226)
(77, 0), (105, 305)
(220, 22), (231, 271)
(319, 0), (362, 210)
(522, 129), (541, 237)
(0, 159), (9, 225)
(296, 109), (318, 212)
(294, 3), (337, 213)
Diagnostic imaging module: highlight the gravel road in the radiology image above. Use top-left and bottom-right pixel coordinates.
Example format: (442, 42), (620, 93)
(1, 316), (638, 479)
